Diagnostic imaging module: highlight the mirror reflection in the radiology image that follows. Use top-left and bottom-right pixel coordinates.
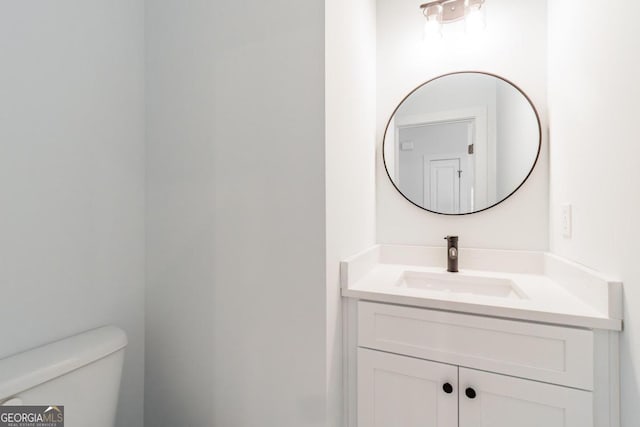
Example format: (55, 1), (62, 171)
(383, 72), (541, 215)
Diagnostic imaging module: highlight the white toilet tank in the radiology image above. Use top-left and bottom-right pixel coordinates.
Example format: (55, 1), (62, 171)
(0, 326), (127, 427)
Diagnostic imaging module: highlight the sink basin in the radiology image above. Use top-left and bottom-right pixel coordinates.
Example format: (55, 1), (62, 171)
(395, 271), (527, 299)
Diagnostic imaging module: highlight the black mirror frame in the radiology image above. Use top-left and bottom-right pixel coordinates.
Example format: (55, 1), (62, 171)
(382, 71), (543, 216)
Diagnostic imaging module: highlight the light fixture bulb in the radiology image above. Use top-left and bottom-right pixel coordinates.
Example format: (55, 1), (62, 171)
(423, 3), (443, 42)
(424, 20), (443, 40)
(465, 0), (486, 34)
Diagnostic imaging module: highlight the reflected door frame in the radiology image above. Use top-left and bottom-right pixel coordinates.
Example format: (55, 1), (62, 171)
(394, 107), (491, 211)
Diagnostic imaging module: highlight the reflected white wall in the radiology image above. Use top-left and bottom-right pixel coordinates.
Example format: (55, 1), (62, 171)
(496, 81), (540, 200)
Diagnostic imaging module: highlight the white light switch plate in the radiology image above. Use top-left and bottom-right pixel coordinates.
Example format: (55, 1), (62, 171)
(561, 204), (572, 238)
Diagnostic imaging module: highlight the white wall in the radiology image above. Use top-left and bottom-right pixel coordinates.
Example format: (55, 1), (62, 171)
(548, 1), (640, 425)
(0, 2), (145, 427)
(376, 0), (549, 250)
(145, 0), (328, 426)
(326, 0), (377, 424)
(144, 1), (216, 425)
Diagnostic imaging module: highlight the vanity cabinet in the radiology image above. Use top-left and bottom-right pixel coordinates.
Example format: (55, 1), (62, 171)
(355, 301), (612, 427)
(358, 348), (591, 427)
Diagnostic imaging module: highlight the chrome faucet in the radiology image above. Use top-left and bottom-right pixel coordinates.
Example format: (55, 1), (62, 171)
(444, 236), (459, 273)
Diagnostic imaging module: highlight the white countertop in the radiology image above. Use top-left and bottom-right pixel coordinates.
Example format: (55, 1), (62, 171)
(341, 245), (623, 331)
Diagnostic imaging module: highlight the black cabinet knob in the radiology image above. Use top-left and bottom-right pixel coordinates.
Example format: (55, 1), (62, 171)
(442, 383), (453, 394)
(465, 387), (477, 399)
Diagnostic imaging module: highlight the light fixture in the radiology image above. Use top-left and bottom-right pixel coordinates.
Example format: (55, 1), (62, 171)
(420, 0), (486, 39)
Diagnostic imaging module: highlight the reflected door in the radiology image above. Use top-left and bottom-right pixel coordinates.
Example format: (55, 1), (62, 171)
(398, 120), (472, 213)
(427, 158), (461, 214)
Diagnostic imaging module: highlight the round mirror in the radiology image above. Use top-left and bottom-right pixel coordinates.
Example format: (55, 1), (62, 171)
(383, 72), (541, 215)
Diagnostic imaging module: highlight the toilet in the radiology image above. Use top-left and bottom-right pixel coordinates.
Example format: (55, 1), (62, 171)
(0, 326), (127, 427)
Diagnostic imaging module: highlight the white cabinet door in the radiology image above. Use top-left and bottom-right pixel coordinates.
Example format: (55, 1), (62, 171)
(358, 348), (458, 427)
(459, 368), (593, 427)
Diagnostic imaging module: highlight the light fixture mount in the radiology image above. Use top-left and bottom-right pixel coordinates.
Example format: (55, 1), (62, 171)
(420, 0), (485, 24)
